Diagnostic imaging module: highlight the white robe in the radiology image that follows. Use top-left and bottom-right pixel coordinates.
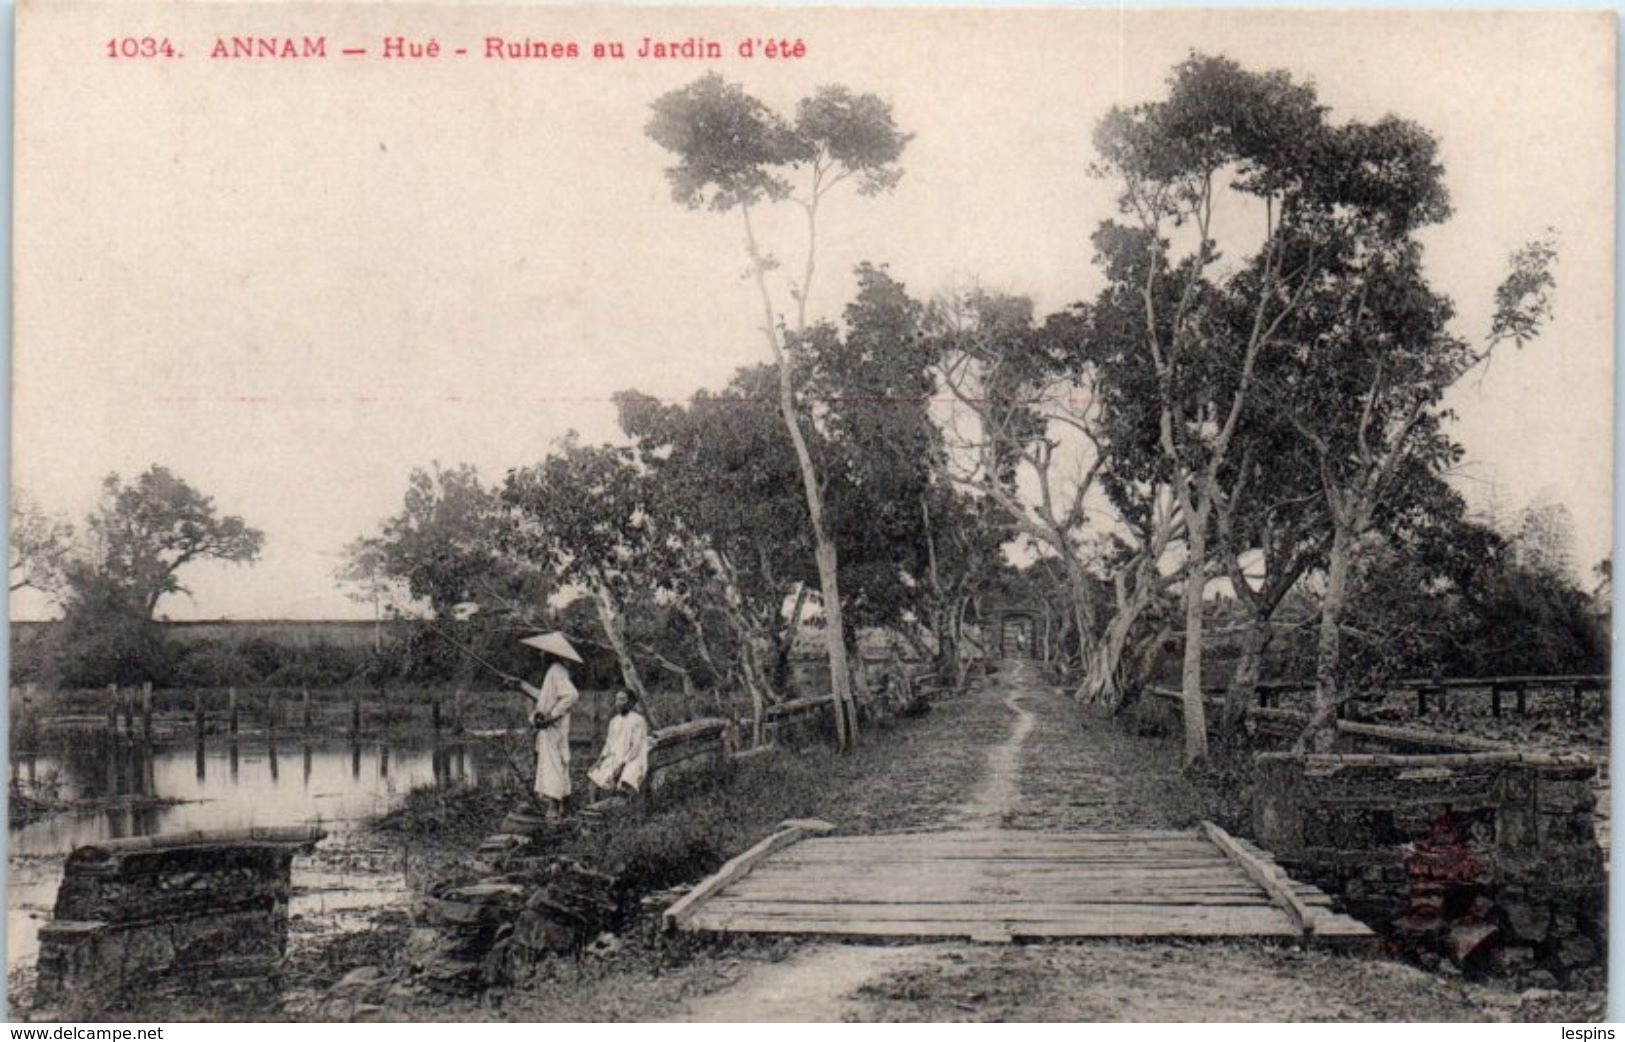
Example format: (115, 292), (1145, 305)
(588, 710), (651, 792)
(522, 663), (579, 801)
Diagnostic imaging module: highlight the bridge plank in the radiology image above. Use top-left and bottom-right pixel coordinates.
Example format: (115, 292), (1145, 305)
(672, 825), (1372, 946)
(1201, 821), (1319, 936)
(700, 900), (1289, 921)
(661, 818), (834, 932)
(689, 906), (1303, 937)
(724, 879), (1334, 905)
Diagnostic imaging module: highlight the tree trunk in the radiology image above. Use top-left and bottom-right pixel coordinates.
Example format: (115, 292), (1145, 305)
(698, 547), (776, 741)
(1129, 623), (1175, 699)
(1222, 614), (1269, 733)
(591, 584), (648, 703)
(741, 204), (857, 751)
(1179, 507), (1211, 765)
(1302, 519), (1354, 752)
(1059, 555), (1096, 686)
(931, 607), (958, 681)
(952, 594), (975, 690)
(770, 583), (810, 695)
(1083, 588), (1147, 708)
(813, 542), (859, 748)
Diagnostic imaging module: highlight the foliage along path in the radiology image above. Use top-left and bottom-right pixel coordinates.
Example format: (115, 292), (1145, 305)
(669, 661), (1561, 1022)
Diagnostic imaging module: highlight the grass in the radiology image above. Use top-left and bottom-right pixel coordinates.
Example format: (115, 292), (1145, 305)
(379, 684), (1016, 895)
(848, 941), (1605, 1022)
(296, 684), (1020, 1020)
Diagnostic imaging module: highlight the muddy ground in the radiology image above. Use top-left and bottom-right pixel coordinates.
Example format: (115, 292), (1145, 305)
(271, 662), (1604, 1023)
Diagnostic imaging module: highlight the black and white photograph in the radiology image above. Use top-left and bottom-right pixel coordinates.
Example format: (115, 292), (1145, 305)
(6, 4), (1615, 1023)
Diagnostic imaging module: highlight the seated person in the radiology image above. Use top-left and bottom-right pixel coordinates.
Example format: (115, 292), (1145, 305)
(588, 689), (651, 796)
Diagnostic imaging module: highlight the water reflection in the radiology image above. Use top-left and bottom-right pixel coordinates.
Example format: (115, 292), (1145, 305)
(10, 739), (485, 858)
(7, 738), (490, 972)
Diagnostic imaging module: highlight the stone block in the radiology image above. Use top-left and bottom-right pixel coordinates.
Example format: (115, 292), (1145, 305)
(1503, 900), (1551, 943)
(34, 830), (320, 1016)
(1445, 922), (1498, 966)
(1489, 945), (1537, 974)
(1557, 935), (1598, 967)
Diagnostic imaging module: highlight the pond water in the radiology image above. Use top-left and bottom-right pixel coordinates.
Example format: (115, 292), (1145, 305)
(7, 738), (488, 973)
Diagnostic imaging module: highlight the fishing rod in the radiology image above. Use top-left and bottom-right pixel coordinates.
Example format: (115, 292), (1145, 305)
(419, 618), (519, 686)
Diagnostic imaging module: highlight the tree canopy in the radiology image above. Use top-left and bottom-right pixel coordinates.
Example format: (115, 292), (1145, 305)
(71, 466), (264, 620)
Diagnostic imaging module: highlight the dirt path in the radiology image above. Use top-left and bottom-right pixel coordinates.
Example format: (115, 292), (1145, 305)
(944, 660), (1038, 830)
(662, 664), (1045, 1021)
(654, 661), (1571, 1022)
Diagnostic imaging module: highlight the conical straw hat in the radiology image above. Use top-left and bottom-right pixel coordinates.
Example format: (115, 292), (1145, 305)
(518, 631), (584, 663)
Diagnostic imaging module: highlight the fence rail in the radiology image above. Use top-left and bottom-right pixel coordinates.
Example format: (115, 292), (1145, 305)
(11, 659), (966, 752)
(1163, 673), (1609, 718)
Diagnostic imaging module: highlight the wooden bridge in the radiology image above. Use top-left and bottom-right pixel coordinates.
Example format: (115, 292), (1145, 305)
(666, 820), (1374, 945)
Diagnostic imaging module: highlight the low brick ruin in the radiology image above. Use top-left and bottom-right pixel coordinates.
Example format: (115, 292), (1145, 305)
(1254, 751), (1605, 982)
(34, 826), (325, 1018)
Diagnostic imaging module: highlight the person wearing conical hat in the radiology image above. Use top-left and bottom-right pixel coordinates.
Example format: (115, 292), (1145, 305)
(511, 632), (583, 816)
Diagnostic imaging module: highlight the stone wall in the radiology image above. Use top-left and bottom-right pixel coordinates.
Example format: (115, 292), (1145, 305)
(34, 826), (325, 1019)
(1254, 753), (1605, 983)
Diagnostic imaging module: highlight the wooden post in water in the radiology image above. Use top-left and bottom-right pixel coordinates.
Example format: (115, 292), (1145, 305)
(453, 688), (465, 734)
(350, 692), (362, 739)
(20, 682), (35, 739)
(302, 688), (313, 732)
(106, 684), (119, 737)
(268, 689), (279, 734)
(431, 693), (442, 735)
(194, 689), (205, 736)
(228, 687), (239, 736)
(142, 682), (154, 740)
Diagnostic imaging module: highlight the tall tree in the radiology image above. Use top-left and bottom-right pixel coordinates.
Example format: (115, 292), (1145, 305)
(68, 465), (264, 619)
(617, 369), (814, 737)
(646, 74), (911, 749)
(795, 264), (1006, 670)
(10, 489), (74, 598)
(930, 288), (1108, 684)
(1267, 236), (1558, 747)
(503, 437), (654, 703)
(1088, 54), (1455, 763)
(1038, 302), (1185, 708)
(1210, 406), (1328, 728)
(340, 463), (535, 621)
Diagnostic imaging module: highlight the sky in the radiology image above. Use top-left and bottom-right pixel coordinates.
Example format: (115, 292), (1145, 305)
(11, 5), (1615, 620)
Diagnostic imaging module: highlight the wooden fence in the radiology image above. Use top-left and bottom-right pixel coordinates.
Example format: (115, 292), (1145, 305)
(1162, 673), (1609, 719)
(10, 662), (961, 752)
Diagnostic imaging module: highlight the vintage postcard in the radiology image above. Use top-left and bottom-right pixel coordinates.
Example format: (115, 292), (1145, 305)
(7, 2), (1614, 1024)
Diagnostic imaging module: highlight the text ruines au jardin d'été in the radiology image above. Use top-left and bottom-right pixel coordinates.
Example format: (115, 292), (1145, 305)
(105, 33), (807, 61)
